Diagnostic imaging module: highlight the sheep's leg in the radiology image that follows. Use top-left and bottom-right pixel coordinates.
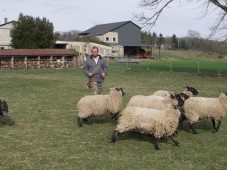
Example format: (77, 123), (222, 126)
(154, 138), (160, 150)
(179, 114), (186, 128)
(77, 116), (83, 127)
(215, 120), (221, 132)
(211, 119), (216, 130)
(189, 123), (198, 134)
(111, 130), (119, 143)
(111, 112), (120, 120)
(169, 136), (179, 147)
(83, 118), (88, 122)
(172, 129), (178, 137)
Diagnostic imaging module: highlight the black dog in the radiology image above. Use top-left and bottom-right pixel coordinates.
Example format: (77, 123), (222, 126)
(0, 100), (9, 116)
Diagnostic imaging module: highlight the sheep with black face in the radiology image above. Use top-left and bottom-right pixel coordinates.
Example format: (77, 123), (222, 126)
(112, 105), (183, 150)
(77, 87), (125, 127)
(183, 92), (227, 134)
(127, 93), (184, 110)
(153, 86), (198, 98)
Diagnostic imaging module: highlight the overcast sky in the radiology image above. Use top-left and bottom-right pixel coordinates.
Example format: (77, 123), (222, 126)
(0, 0), (219, 38)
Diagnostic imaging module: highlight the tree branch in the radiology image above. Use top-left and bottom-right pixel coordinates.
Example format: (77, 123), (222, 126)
(210, 0), (227, 12)
(136, 0), (174, 29)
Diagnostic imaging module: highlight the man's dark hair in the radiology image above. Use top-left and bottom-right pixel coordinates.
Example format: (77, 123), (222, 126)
(92, 46), (99, 51)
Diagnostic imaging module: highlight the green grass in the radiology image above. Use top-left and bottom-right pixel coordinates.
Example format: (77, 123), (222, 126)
(0, 67), (227, 169)
(110, 60), (227, 74)
(111, 50), (227, 74)
(152, 49), (223, 61)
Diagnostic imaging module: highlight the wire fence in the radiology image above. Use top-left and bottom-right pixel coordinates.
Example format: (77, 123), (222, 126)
(109, 60), (227, 75)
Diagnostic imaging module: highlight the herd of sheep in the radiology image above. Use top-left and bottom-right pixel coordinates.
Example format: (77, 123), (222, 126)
(77, 86), (227, 150)
(1, 84), (226, 150)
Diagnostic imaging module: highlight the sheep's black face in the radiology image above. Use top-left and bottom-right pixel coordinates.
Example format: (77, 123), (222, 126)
(179, 93), (189, 101)
(0, 100), (9, 116)
(186, 86), (198, 95)
(115, 88), (125, 96)
(175, 94), (184, 107)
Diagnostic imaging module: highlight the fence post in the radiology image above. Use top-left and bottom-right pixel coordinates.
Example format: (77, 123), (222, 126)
(24, 56), (28, 69)
(170, 61), (172, 73)
(197, 61), (200, 74)
(147, 63), (150, 72)
(37, 56), (41, 68)
(11, 56), (14, 69)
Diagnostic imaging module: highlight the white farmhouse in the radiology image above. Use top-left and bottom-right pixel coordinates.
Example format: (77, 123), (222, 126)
(0, 18), (15, 49)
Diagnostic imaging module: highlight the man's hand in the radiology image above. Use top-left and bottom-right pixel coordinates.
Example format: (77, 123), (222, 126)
(88, 73), (93, 77)
(101, 73), (106, 77)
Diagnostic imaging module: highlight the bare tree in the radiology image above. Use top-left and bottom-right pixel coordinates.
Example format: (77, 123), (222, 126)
(135, 0), (227, 41)
(188, 30), (201, 39)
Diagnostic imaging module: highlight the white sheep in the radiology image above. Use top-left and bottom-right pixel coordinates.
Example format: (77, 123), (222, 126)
(111, 106), (182, 150)
(127, 93), (184, 110)
(153, 86), (198, 98)
(77, 87), (125, 127)
(182, 92), (227, 134)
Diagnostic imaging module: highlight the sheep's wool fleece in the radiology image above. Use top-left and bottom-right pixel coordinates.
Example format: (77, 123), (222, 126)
(183, 93), (227, 123)
(116, 107), (180, 139)
(77, 88), (122, 118)
(127, 95), (177, 109)
(152, 91), (171, 97)
(153, 89), (193, 97)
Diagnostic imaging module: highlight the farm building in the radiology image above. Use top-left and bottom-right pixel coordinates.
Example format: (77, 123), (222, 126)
(0, 18), (16, 49)
(79, 21), (150, 57)
(55, 41), (112, 58)
(0, 49), (80, 70)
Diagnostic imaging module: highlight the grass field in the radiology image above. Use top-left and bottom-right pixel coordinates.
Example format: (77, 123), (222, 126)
(111, 50), (227, 74)
(0, 66), (227, 170)
(111, 60), (227, 74)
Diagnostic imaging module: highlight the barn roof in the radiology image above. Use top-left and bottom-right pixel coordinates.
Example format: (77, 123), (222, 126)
(79, 21), (141, 36)
(0, 49), (76, 57)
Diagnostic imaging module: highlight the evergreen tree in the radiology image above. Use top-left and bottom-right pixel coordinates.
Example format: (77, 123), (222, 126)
(157, 33), (165, 47)
(172, 34), (178, 49)
(179, 39), (188, 50)
(11, 13), (55, 49)
(152, 32), (157, 47)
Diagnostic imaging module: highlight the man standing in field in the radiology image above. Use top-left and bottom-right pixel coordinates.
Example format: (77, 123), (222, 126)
(83, 46), (108, 95)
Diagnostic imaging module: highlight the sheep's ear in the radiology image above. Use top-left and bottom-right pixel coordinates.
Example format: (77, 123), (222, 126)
(115, 88), (120, 91)
(185, 86), (190, 90)
(170, 94), (175, 99)
(223, 92), (227, 96)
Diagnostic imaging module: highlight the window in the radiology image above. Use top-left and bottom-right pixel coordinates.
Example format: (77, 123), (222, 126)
(113, 38), (116, 42)
(1, 47), (4, 49)
(106, 37), (109, 41)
